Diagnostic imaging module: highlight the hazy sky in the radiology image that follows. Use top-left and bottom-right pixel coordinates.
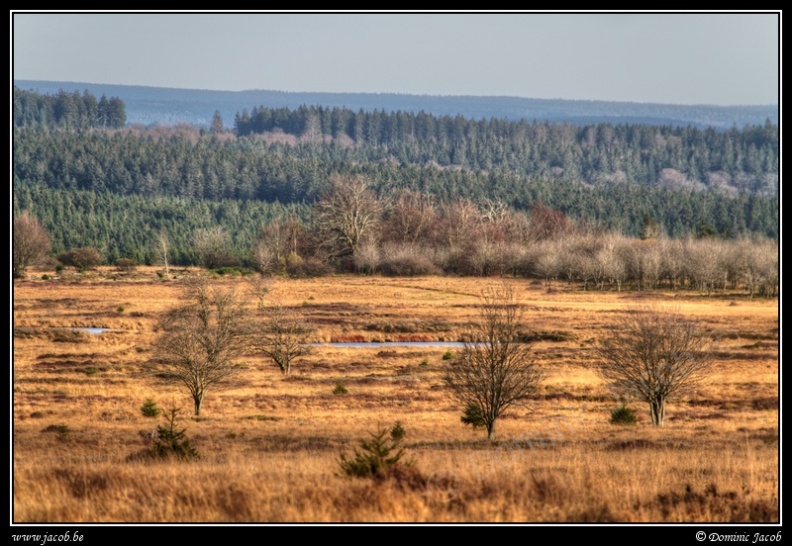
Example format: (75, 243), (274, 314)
(11, 12), (780, 106)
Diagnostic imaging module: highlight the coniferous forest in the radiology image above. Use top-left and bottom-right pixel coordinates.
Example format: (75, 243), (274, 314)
(13, 87), (778, 293)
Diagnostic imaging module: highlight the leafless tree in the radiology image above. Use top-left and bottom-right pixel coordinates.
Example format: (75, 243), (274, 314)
(313, 175), (382, 265)
(444, 285), (544, 441)
(246, 275), (271, 311)
(154, 230), (171, 278)
(660, 238), (687, 290)
(13, 211), (52, 278)
(590, 305), (714, 427)
(730, 237), (778, 298)
(254, 304), (314, 374)
(193, 226), (239, 269)
(630, 239), (663, 290)
(534, 240), (562, 288)
(377, 242), (440, 276)
(526, 203), (571, 242)
(382, 189), (437, 244)
(597, 234), (629, 291)
(252, 217), (303, 275)
(438, 198), (481, 251)
(301, 113), (323, 144)
(353, 238), (381, 274)
(154, 277), (250, 415)
(685, 238), (729, 295)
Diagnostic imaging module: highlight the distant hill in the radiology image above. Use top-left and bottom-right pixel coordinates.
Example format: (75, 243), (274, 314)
(14, 80), (777, 130)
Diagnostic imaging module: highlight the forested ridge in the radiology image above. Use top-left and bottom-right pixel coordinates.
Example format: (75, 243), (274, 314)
(12, 89), (779, 274)
(234, 105), (778, 196)
(14, 79), (778, 129)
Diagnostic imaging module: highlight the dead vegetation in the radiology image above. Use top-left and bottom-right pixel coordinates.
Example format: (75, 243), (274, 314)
(12, 272), (778, 522)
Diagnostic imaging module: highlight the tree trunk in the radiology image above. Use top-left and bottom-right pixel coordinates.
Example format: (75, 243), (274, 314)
(649, 397), (665, 426)
(486, 420), (496, 442)
(194, 396), (202, 416)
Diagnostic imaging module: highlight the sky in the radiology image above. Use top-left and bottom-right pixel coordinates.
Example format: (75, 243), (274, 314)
(11, 11), (780, 106)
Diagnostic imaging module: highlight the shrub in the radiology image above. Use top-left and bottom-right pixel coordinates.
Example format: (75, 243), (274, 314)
(115, 258), (136, 272)
(378, 246), (441, 277)
(460, 403), (487, 429)
(193, 226), (240, 269)
(213, 266), (254, 277)
(149, 408), (199, 460)
(287, 257), (334, 278)
(390, 421), (406, 442)
(57, 247), (103, 271)
(442, 350), (455, 360)
(610, 404), (638, 425)
(338, 423), (414, 479)
(140, 398), (161, 418)
(41, 274), (50, 280)
(333, 383), (348, 395)
(42, 424), (70, 441)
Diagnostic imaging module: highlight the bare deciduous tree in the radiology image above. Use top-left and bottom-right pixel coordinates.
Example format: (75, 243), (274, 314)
(246, 275), (271, 311)
(154, 230), (171, 278)
(382, 189), (437, 244)
(13, 211), (51, 278)
(252, 216), (303, 275)
(444, 285), (544, 441)
(193, 226), (239, 269)
(154, 278), (249, 415)
(685, 238), (729, 295)
(590, 305), (714, 427)
(438, 198), (481, 251)
(314, 175), (382, 265)
(526, 203), (571, 242)
(254, 304), (314, 375)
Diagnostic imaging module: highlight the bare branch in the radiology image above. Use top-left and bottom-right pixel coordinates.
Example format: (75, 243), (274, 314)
(13, 212), (52, 278)
(253, 304), (314, 375)
(313, 175), (382, 265)
(444, 284), (544, 441)
(153, 277), (250, 415)
(589, 304), (715, 426)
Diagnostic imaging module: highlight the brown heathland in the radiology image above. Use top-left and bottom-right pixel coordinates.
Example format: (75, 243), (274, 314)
(12, 269), (779, 522)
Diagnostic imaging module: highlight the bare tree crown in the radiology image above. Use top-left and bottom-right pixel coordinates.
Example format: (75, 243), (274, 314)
(591, 304), (715, 426)
(154, 277), (250, 415)
(444, 284), (544, 441)
(13, 211), (52, 278)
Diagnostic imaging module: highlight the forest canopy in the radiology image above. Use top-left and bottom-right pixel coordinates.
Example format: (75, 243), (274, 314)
(12, 91), (778, 272)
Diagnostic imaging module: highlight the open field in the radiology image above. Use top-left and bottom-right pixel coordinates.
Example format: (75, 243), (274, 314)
(12, 269), (779, 522)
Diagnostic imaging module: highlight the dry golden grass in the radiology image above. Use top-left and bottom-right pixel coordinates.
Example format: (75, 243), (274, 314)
(12, 269), (779, 522)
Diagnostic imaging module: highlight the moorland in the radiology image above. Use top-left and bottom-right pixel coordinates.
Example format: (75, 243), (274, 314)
(12, 269), (779, 522)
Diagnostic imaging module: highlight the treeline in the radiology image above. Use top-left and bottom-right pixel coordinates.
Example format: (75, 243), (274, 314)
(14, 178), (778, 298)
(13, 87), (127, 129)
(13, 128), (778, 239)
(234, 105), (778, 196)
(245, 177), (778, 297)
(13, 185), (307, 265)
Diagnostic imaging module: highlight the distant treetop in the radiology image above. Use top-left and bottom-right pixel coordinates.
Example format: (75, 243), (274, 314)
(13, 87), (126, 129)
